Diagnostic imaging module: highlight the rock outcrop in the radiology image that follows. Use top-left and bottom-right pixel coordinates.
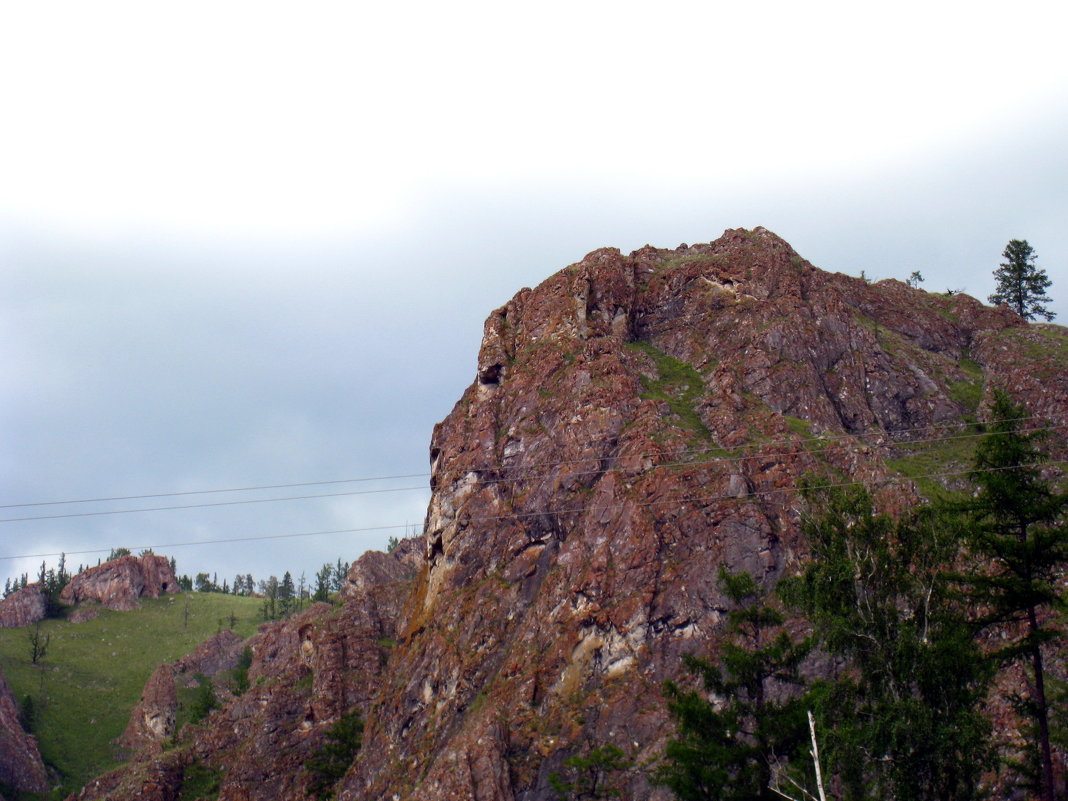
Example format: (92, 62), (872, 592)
(71, 538), (421, 801)
(0, 583), (47, 628)
(61, 555), (178, 611)
(118, 630), (248, 752)
(118, 663), (177, 752)
(65, 229), (1068, 801)
(0, 665), (49, 796)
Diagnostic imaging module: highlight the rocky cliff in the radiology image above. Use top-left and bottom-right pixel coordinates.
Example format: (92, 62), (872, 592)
(0, 583), (47, 629)
(0, 665), (49, 797)
(66, 229), (1068, 801)
(71, 536), (422, 801)
(61, 555), (178, 611)
(118, 630), (246, 752)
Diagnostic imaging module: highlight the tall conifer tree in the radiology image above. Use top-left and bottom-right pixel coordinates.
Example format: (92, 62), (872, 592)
(965, 392), (1068, 801)
(989, 239), (1055, 321)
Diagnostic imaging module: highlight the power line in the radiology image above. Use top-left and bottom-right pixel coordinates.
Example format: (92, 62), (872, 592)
(0, 523), (414, 561)
(3, 460), (1064, 563)
(3, 419), (1063, 524)
(0, 473), (432, 510)
(0, 415), (1051, 511)
(0, 485), (430, 523)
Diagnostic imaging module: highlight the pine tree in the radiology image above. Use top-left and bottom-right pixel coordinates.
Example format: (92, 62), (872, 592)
(784, 484), (994, 801)
(304, 710), (363, 799)
(280, 571), (296, 615)
(989, 239), (1055, 321)
(964, 392), (1068, 801)
(313, 563), (333, 603)
(656, 569), (811, 801)
(332, 559), (349, 593)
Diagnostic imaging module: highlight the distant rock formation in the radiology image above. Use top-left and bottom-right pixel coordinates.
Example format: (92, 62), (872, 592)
(0, 583), (47, 628)
(0, 666), (49, 795)
(60, 555), (178, 611)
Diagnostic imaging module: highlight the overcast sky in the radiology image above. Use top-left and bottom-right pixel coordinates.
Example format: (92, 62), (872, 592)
(2, 1), (1067, 590)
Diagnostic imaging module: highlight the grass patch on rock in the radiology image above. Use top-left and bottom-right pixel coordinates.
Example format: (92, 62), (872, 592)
(886, 427), (983, 501)
(626, 341), (710, 440)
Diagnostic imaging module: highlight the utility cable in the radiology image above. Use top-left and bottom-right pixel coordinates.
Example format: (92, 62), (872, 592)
(0, 415), (1052, 511)
(0, 486), (429, 523)
(3, 420), (1063, 523)
(3, 459), (1064, 563)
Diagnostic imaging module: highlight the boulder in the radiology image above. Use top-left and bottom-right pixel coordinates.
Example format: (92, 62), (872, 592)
(0, 583), (47, 628)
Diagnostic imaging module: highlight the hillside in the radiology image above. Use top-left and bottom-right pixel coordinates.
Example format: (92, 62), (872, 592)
(50, 228), (1068, 801)
(0, 592), (263, 797)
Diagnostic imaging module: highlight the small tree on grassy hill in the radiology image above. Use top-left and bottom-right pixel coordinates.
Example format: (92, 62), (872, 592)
(27, 622), (50, 665)
(259, 576), (280, 620)
(279, 571), (296, 615)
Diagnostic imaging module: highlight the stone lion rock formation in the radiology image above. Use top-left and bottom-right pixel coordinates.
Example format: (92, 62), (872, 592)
(0, 665), (49, 797)
(61, 554), (179, 612)
(68, 228), (1068, 801)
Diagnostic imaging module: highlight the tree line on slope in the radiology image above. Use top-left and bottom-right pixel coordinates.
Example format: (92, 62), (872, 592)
(654, 392), (1067, 801)
(549, 392), (1065, 801)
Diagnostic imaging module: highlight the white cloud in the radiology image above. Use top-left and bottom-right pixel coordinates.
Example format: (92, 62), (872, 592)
(3, 1), (1066, 236)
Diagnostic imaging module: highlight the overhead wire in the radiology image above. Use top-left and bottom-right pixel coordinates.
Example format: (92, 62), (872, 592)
(0, 414), (1053, 512)
(0, 473), (433, 510)
(3, 459), (1065, 563)
(2, 418), (1062, 523)
(0, 485), (430, 523)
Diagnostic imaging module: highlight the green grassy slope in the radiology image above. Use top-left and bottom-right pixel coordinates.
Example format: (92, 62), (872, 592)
(0, 592), (262, 798)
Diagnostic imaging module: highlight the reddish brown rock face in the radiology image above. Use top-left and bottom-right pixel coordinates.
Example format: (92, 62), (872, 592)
(341, 228), (1065, 801)
(119, 663), (178, 752)
(65, 229), (1068, 801)
(60, 555), (179, 611)
(0, 665), (49, 795)
(0, 583), (47, 628)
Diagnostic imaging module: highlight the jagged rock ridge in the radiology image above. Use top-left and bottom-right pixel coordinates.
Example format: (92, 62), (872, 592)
(68, 229), (1068, 801)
